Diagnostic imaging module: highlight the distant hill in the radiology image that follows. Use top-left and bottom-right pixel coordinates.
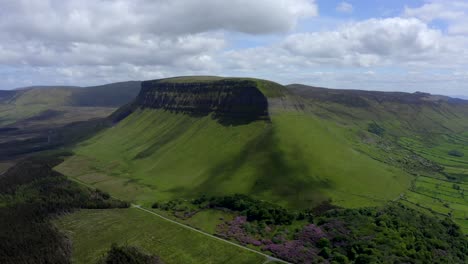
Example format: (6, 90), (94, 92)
(70, 81), (142, 107)
(0, 81), (141, 126)
(287, 84), (468, 135)
(0, 81), (142, 159)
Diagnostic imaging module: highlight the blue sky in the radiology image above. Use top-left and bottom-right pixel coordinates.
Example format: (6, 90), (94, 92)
(0, 0), (468, 96)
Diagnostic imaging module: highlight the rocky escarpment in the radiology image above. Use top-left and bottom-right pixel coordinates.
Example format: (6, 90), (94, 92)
(135, 79), (270, 124)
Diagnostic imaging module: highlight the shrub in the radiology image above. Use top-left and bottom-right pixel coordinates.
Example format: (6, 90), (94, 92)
(204, 194), (294, 225)
(317, 237), (331, 248)
(448, 150), (464, 157)
(97, 244), (163, 264)
(367, 123), (385, 136)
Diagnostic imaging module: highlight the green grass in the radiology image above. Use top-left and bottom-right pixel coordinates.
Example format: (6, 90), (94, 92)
(54, 208), (265, 264)
(403, 175), (468, 231)
(155, 76), (285, 98)
(396, 133), (468, 232)
(56, 109), (411, 209)
(0, 88), (73, 125)
(294, 91), (468, 233)
(268, 113), (411, 208)
(156, 76), (226, 83)
(182, 210), (234, 234)
(154, 208), (235, 235)
(56, 109), (269, 206)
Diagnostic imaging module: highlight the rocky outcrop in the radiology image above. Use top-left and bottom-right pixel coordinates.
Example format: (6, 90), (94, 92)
(136, 79), (269, 124)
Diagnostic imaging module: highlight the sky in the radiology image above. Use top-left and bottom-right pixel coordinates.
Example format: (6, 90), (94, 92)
(1, 0), (468, 96)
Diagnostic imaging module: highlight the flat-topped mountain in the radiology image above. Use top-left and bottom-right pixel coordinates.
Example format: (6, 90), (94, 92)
(51, 76), (468, 233)
(137, 78), (270, 122)
(112, 77), (293, 124)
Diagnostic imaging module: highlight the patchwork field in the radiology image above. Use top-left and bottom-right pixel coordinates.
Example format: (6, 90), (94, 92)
(401, 175), (468, 231)
(54, 208), (266, 264)
(393, 134), (468, 232)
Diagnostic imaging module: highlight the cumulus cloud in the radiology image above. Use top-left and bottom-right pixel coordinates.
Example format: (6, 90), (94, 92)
(336, 2), (353, 14)
(0, 0), (317, 84)
(0, 0), (318, 39)
(220, 16), (468, 95)
(404, 0), (468, 35)
(226, 18), (459, 69)
(285, 18), (450, 66)
(1, 0), (468, 96)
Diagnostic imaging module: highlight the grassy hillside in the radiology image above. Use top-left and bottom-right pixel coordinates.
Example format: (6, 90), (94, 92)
(59, 109), (410, 208)
(50, 78), (468, 263)
(290, 84), (468, 232)
(56, 78), (411, 210)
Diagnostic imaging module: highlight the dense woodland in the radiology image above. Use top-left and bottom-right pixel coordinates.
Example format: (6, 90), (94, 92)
(0, 154), (129, 264)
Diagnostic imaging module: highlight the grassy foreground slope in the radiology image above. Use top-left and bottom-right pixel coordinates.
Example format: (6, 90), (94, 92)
(56, 78), (411, 209)
(55, 208), (264, 264)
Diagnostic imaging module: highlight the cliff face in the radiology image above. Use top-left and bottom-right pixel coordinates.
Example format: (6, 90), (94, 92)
(136, 79), (269, 124)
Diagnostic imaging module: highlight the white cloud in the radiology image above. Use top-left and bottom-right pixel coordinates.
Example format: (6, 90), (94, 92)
(220, 16), (468, 95)
(0, 0), (319, 88)
(403, 0), (468, 35)
(0, 0), (318, 38)
(1, 0), (468, 96)
(336, 2), (353, 14)
(0, 0), (318, 67)
(226, 18), (458, 69)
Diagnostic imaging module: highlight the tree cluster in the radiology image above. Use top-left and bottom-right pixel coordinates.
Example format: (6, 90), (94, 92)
(194, 194), (294, 225)
(98, 244), (163, 264)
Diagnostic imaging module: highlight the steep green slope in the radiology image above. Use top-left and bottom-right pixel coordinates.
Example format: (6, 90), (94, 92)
(56, 77), (411, 209)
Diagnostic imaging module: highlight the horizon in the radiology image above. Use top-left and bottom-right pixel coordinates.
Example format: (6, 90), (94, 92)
(8, 75), (468, 100)
(1, 1), (468, 96)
